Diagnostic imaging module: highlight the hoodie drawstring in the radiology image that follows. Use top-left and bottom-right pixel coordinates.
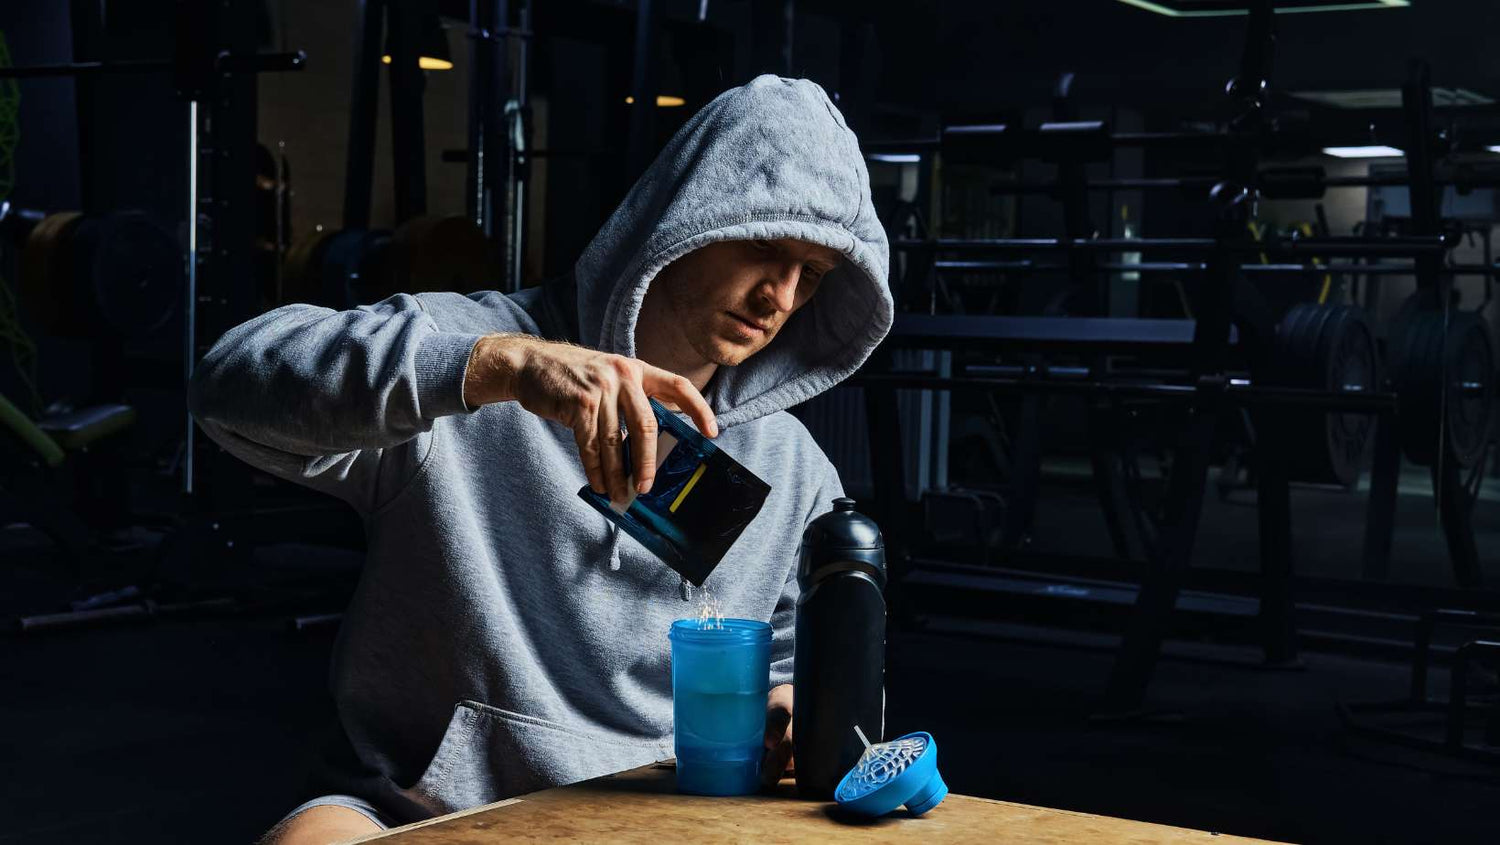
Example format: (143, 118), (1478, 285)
(606, 522), (693, 602)
(607, 522), (622, 572)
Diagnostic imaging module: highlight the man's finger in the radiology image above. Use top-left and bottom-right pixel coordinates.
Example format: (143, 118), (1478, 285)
(783, 718), (794, 774)
(620, 380), (659, 494)
(764, 705), (792, 750)
(596, 384), (630, 506)
(574, 415), (605, 495)
(761, 734), (794, 787)
(642, 365), (718, 438)
(761, 687), (794, 787)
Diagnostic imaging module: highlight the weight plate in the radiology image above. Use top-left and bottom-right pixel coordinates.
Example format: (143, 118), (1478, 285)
(1392, 308), (1495, 467)
(318, 229), (374, 309)
(282, 228), (338, 305)
(390, 214), (495, 296)
(320, 228), (394, 309)
(1442, 312), (1493, 466)
(1322, 308), (1377, 485)
(71, 212), (182, 339)
(18, 211), (83, 335)
(1270, 303), (1377, 486)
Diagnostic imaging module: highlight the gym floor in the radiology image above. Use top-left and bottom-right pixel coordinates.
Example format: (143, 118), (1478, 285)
(2, 465), (1496, 844)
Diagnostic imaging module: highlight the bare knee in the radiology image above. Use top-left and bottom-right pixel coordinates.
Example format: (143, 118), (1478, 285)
(259, 804), (381, 845)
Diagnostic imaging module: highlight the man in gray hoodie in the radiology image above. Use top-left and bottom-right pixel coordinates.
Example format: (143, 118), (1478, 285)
(191, 75), (891, 843)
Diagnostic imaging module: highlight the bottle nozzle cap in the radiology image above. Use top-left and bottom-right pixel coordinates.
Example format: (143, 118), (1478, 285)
(833, 497), (857, 512)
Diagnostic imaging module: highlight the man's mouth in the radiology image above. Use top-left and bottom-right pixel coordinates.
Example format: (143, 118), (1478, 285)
(726, 312), (773, 334)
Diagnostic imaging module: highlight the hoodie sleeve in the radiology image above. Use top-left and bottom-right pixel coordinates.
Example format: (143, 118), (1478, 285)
(768, 458), (845, 689)
(187, 294), (487, 513)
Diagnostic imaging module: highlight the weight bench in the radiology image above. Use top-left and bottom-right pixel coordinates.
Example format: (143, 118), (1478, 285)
(0, 391), (136, 569)
(37, 403), (137, 451)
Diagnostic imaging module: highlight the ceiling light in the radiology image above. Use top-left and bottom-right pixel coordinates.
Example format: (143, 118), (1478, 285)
(1436, 88), (1496, 106)
(1322, 145), (1404, 158)
(625, 95), (686, 107)
(945, 124), (1008, 135)
(868, 153), (922, 164)
(381, 55), (454, 71)
(1117, 0), (1408, 17)
(1294, 89), (1400, 108)
(1486, 146), (1500, 154)
(1293, 87), (1492, 108)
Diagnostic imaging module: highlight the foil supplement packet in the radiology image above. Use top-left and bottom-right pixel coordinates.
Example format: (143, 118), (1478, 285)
(578, 399), (770, 586)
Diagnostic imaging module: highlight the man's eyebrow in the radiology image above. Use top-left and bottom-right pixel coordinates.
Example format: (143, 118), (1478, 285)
(806, 252), (841, 272)
(776, 241), (840, 272)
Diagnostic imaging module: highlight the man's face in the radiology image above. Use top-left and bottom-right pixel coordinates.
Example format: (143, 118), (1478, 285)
(649, 239), (843, 367)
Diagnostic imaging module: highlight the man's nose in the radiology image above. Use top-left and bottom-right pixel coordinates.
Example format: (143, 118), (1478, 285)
(758, 265), (801, 313)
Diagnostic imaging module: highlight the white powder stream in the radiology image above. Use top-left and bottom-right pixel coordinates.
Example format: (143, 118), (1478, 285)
(695, 585), (724, 630)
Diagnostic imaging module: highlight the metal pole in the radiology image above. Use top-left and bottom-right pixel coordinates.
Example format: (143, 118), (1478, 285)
(184, 99), (198, 496)
(344, 0), (384, 229)
(388, 0), (428, 224)
(1361, 413), (1401, 580)
(895, 236), (1456, 256)
(508, 0), (532, 292)
(1403, 60), (1441, 300)
(626, 0), (660, 181)
(750, 0), (794, 76)
(508, 101), (526, 292)
(275, 139), (287, 304)
(469, 0), (510, 272)
(1254, 443), (1298, 664)
(1435, 451), (1483, 587)
(516, 0), (530, 111)
(466, 0), (487, 226)
(489, 0), (515, 290)
(779, 0), (794, 74)
(849, 373), (1400, 412)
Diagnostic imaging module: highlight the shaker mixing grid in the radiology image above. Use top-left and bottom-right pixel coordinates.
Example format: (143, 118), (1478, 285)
(838, 733), (928, 800)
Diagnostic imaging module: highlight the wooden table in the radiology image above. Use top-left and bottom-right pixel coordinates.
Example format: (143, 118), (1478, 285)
(354, 762), (1279, 844)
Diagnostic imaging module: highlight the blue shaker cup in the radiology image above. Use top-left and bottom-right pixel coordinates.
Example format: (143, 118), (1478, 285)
(669, 618), (772, 795)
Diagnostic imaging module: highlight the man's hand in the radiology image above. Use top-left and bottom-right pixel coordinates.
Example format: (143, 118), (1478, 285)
(762, 683), (794, 787)
(463, 334), (717, 502)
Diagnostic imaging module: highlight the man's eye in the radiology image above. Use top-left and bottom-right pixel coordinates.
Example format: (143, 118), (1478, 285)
(803, 265), (826, 280)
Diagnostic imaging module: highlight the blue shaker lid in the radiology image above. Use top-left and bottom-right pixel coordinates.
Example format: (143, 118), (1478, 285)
(833, 731), (948, 817)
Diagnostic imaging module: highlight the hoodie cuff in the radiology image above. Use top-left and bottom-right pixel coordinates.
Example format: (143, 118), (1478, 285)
(770, 656), (794, 690)
(415, 331), (485, 420)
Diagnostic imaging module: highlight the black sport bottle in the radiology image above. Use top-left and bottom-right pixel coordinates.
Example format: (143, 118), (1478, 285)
(792, 497), (886, 799)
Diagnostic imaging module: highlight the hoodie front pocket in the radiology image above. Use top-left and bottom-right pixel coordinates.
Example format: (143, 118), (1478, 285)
(398, 699), (672, 817)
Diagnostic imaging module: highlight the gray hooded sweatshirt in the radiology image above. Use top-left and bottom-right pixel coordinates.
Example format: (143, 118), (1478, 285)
(190, 75), (891, 824)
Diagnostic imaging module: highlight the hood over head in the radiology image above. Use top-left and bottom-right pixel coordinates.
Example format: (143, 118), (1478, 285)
(568, 75), (892, 429)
